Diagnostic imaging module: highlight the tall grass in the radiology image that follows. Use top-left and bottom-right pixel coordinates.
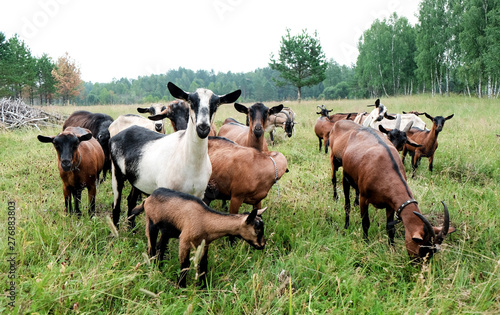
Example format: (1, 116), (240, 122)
(0, 95), (499, 314)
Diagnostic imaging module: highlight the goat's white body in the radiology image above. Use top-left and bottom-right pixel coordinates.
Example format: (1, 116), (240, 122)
(372, 114), (427, 130)
(109, 115), (161, 138)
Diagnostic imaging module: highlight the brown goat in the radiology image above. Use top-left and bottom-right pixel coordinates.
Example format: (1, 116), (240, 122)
(204, 136), (288, 214)
(402, 113), (454, 176)
(218, 102), (283, 151)
(131, 187), (266, 288)
(314, 105), (356, 153)
(333, 121), (453, 259)
(38, 127), (105, 216)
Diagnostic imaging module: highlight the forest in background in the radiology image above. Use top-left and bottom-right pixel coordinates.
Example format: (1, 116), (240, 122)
(1, 0), (499, 105)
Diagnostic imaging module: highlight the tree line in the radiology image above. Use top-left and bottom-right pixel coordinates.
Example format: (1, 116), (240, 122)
(1, 0), (499, 105)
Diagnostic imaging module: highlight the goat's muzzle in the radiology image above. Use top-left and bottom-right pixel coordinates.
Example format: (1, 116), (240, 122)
(155, 123), (163, 132)
(196, 124), (211, 139)
(253, 124), (264, 138)
(61, 159), (72, 172)
(413, 201), (450, 258)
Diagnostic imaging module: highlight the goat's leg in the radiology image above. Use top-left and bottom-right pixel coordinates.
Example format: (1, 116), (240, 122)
(428, 154), (434, 172)
(157, 229), (169, 269)
(73, 188), (82, 216)
(401, 146), (408, 164)
(88, 182), (97, 217)
(63, 185), (72, 214)
(318, 137), (322, 152)
(146, 220), (159, 259)
(198, 246), (209, 288)
(386, 210), (395, 245)
(126, 187), (141, 230)
(178, 241), (191, 288)
(342, 174), (351, 229)
(229, 196), (244, 215)
(354, 189), (360, 206)
(324, 137), (329, 154)
(270, 131), (275, 145)
(331, 160), (341, 200)
(111, 166), (124, 228)
(360, 197), (370, 242)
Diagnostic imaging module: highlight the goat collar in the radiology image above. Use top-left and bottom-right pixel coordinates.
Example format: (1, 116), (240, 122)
(396, 199), (418, 220)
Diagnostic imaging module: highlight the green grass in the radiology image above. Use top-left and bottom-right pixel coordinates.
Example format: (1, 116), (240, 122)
(1, 95), (499, 314)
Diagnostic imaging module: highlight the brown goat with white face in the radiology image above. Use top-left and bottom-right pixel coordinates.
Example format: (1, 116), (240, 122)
(204, 136), (288, 214)
(218, 102), (283, 151)
(402, 113), (454, 177)
(131, 187), (266, 288)
(38, 127), (105, 216)
(335, 121), (453, 259)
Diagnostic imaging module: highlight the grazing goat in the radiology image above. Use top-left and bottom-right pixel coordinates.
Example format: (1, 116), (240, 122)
(265, 107), (297, 144)
(63, 111), (113, 180)
(218, 102), (283, 151)
(204, 136), (288, 214)
(314, 105), (356, 153)
(402, 113), (454, 176)
(332, 120), (453, 259)
(130, 187), (266, 288)
(137, 103), (167, 133)
(38, 127), (105, 216)
(110, 82), (241, 228)
(378, 114), (421, 151)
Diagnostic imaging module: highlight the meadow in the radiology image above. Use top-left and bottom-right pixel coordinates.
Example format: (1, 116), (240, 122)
(0, 95), (499, 314)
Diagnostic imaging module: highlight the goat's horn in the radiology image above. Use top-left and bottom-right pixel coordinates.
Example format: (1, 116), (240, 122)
(436, 201), (450, 244)
(395, 114), (402, 130)
(317, 105), (323, 110)
(403, 120), (413, 132)
(413, 211), (436, 244)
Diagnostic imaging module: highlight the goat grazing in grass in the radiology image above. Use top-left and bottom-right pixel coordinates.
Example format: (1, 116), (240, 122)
(63, 111), (113, 180)
(332, 121), (453, 259)
(110, 82), (241, 228)
(402, 113), (454, 176)
(314, 105), (356, 153)
(130, 187), (266, 288)
(204, 136), (288, 214)
(265, 107), (297, 144)
(38, 127), (105, 216)
(218, 102), (283, 151)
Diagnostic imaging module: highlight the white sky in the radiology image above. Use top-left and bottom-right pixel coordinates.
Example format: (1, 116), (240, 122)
(1, 0), (420, 83)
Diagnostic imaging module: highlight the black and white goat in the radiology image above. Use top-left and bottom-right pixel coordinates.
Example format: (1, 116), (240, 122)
(109, 82), (241, 228)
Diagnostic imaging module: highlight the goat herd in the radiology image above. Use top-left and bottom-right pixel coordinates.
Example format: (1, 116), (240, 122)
(37, 82), (455, 288)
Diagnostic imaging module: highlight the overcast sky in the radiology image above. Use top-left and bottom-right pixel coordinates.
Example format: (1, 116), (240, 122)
(1, 0), (420, 83)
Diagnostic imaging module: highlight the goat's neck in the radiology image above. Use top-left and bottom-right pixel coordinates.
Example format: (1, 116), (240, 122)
(247, 131), (264, 151)
(423, 124), (440, 149)
(203, 213), (243, 241)
(184, 120), (208, 159)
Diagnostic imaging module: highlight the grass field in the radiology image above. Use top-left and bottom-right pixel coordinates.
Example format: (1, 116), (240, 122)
(1, 95), (499, 314)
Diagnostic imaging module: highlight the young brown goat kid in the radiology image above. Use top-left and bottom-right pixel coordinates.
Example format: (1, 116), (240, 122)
(131, 188), (266, 288)
(402, 113), (454, 177)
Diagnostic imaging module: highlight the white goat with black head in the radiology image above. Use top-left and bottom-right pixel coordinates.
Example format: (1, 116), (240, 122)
(110, 82), (241, 228)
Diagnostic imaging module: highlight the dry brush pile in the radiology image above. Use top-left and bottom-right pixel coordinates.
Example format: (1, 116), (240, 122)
(0, 98), (65, 130)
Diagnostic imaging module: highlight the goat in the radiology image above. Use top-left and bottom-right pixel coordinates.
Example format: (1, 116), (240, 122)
(314, 105), (356, 153)
(218, 102), (283, 151)
(378, 114), (421, 151)
(109, 82), (241, 228)
(137, 103), (167, 133)
(372, 113), (427, 131)
(402, 113), (454, 176)
(38, 127), (105, 216)
(204, 136), (288, 214)
(352, 99), (389, 127)
(62, 111), (113, 180)
(130, 187), (266, 288)
(265, 107), (297, 144)
(332, 120), (453, 259)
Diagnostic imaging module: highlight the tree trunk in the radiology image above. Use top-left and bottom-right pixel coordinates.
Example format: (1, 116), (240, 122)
(297, 86), (302, 103)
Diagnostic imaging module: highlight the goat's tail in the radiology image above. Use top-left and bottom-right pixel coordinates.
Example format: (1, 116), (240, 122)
(129, 200), (146, 219)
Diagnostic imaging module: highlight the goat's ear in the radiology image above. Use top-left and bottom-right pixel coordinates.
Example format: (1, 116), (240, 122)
(411, 231), (424, 243)
(445, 114), (454, 120)
(167, 82), (189, 101)
(219, 89), (241, 104)
(37, 135), (54, 143)
(424, 112), (434, 121)
(234, 103), (248, 114)
(375, 99), (380, 107)
(137, 107), (149, 113)
(257, 207), (267, 217)
(245, 208), (258, 224)
(384, 113), (396, 120)
(269, 104), (284, 115)
(378, 125), (389, 134)
(78, 132), (93, 142)
(407, 140), (422, 148)
(148, 113), (168, 121)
